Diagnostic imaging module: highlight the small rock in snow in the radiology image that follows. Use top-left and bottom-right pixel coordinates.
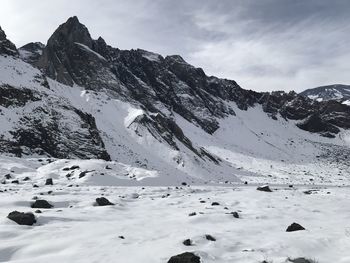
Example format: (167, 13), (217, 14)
(257, 185), (272, 192)
(7, 211), (36, 225)
(205, 234), (216, 241)
(31, 200), (53, 209)
(286, 222), (305, 232)
(231, 211), (239, 218)
(182, 239), (193, 246)
(96, 197), (114, 206)
(167, 252), (200, 263)
(45, 178), (53, 185)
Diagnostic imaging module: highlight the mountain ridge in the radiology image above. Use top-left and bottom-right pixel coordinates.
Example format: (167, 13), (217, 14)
(1, 16), (350, 184)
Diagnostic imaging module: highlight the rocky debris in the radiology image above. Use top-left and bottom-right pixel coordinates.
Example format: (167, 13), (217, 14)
(205, 234), (216, 241)
(211, 202), (220, 206)
(167, 252), (200, 263)
(11, 180), (19, 184)
(31, 200), (53, 209)
(286, 223), (305, 232)
(188, 212), (196, 217)
(7, 211), (36, 225)
(118, 235), (125, 239)
(4, 174), (11, 179)
(23, 177), (31, 181)
(96, 197), (114, 206)
(45, 178), (53, 185)
(257, 185), (273, 192)
(183, 239), (193, 246)
(35, 210), (42, 213)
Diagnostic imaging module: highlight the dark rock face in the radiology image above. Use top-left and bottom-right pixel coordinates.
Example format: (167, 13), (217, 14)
(167, 252), (200, 263)
(96, 197), (114, 206)
(37, 16), (113, 90)
(0, 26), (18, 56)
(31, 200), (53, 209)
(286, 222), (305, 232)
(19, 42), (45, 64)
(7, 211), (36, 225)
(257, 185), (273, 192)
(9, 104), (110, 160)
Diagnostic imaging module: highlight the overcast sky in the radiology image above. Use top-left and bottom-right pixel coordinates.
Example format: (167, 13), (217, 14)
(1, 0), (350, 92)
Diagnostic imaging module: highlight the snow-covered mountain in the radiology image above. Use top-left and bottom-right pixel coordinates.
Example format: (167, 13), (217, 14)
(300, 84), (350, 104)
(1, 17), (350, 185)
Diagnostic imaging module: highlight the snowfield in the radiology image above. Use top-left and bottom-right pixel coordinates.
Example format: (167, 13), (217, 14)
(1, 157), (350, 263)
(1, 181), (350, 262)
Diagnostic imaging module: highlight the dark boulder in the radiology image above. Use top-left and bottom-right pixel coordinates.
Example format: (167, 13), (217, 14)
(231, 211), (239, 218)
(31, 200), (53, 209)
(167, 252), (200, 263)
(183, 239), (193, 246)
(205, 234), (216, 241)
(7, 211), (36, 225)
(45, 178), (53, 185)
(286, 223), (305, 232)
(96, 197), (114, 206)
(257, 185), (272, 192)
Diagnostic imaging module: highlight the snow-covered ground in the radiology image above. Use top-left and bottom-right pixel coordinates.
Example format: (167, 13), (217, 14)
(1, 180), (350, 262)
(0, 157), (350, 262)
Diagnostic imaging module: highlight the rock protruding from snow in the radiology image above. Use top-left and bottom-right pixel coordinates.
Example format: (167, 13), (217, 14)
(45, 178), (53, 185)
(167, 252), (201, 263)
(7, 211), (36, 225)
(31, 200), (53, 209)
(257, 185), (273, 192)
(286, 222), (305, 232)
(96, 197), (114, 206)
(288, 258), (315, 263)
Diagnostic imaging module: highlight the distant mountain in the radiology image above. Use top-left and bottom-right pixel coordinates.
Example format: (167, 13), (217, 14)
(300, 84), (350, 105)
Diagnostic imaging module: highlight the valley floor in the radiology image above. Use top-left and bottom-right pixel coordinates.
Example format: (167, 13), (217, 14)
(1, 182), (350, 263)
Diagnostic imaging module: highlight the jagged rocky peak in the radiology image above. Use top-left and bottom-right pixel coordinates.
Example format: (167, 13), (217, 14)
(48, 16), (93, 48)
(0, 26), (18, 56)
(19, 42), (45, 64)
(37, 16), (111, 87)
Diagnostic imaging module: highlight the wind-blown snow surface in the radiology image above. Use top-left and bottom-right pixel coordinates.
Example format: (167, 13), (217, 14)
(1, 171), (350, 263)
